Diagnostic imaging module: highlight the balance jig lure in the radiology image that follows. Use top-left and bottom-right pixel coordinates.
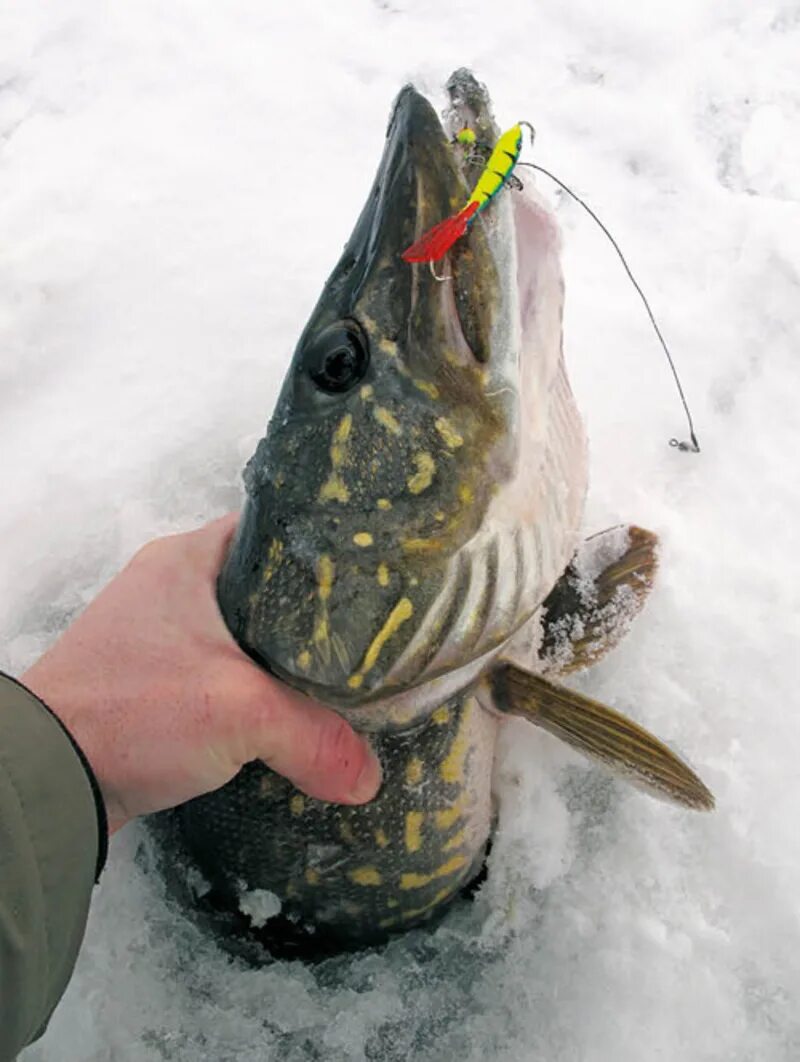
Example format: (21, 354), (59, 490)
(400, 118), (701, 453)
(401, 121), (534, 264)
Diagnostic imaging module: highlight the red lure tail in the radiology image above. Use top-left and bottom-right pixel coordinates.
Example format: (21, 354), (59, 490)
(401, 200), (479, 263)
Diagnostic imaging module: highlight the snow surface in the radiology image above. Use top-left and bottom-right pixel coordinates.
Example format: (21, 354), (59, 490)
(2, 1), (799, 1059)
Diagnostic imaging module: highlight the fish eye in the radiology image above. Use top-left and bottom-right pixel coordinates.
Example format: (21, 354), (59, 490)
(307, 321), (369, 394)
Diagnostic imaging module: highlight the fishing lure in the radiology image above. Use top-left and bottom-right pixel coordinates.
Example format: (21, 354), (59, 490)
(401, 120), (700, 453)
(401, 121), (534, 264)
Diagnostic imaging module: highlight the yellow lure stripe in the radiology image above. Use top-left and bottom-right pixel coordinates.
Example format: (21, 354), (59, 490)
(466, 124), (524, 212)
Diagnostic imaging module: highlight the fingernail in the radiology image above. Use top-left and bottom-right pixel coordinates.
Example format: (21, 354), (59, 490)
(349, 745), (382, 803)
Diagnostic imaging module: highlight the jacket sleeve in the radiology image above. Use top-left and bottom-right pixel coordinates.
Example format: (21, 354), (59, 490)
(0, 672), (108, 1061)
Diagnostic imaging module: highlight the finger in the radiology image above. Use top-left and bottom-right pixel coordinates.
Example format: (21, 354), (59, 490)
(188, 512), (240, 574)
(243, 681), (382, 805)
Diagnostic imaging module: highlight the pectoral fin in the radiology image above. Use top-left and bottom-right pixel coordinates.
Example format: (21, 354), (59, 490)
(490, 664), (714, 811)
(540, 525), (659, 675)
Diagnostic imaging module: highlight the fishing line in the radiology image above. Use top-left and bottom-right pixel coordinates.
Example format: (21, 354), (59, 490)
(516, 160), (700, 453)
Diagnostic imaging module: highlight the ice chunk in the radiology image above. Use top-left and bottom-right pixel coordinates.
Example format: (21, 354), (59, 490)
(237, 886), (282, 929)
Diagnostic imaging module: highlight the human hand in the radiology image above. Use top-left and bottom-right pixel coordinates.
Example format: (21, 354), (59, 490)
(22, 514), (381, 834)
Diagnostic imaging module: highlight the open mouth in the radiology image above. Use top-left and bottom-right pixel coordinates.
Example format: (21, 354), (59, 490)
(385, 79), (511, 370)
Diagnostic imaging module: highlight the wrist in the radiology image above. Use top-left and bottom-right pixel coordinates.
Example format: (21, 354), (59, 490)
(3, 669), (110, 878)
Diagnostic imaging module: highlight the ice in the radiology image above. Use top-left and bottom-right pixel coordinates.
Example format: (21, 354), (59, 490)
(238, 887), (283, 930)
(2, 1), (800, 1059)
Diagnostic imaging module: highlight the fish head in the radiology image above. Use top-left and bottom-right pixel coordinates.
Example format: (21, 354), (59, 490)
(219, 72), (578, 715)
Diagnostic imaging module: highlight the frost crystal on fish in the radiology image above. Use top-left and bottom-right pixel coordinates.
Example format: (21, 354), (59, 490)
(238, 886), (283, 928)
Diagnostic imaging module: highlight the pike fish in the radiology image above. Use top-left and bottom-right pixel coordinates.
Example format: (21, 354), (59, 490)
(158, 70), (713, 959)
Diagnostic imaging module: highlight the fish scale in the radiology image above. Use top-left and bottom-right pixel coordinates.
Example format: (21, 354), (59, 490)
(172, 691), (496, 955)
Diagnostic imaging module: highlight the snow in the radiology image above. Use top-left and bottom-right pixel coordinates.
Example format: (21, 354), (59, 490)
(238, 887), (283, 930)
(2, 1), (799, 1058)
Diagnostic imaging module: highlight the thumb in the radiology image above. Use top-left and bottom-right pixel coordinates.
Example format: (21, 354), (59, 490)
(240, 678), (382, 805)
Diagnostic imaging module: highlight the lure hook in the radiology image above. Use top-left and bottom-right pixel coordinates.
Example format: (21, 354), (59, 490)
(429, 260), (452, 283)
(518, 120), (536, 147)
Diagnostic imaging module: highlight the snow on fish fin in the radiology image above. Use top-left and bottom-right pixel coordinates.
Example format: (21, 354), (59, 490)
(489, 665), (714, 811)
(539, 525), (659, 675)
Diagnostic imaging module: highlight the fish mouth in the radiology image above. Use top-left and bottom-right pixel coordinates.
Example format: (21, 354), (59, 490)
(351, 73), (512, 371)
(285, 71), (515, 386)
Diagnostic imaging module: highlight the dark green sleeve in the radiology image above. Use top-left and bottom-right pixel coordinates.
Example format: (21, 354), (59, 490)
(0, 673), (108, 1061)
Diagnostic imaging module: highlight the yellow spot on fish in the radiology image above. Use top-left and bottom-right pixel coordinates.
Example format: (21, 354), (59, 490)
(263, 538), (283, 581)
(374, 406), (402, 436)
(405, 811), (424, 853)
(387, 897), (399, 908)
(334, 413), (353, 446)
(432, 706), (451, 726)
(400, 855), (467, 890)
(443, 828), (466, 852)
(290, 795), (305, 816)
(400, 885), (455, 921)
(413, 379), (440, 400)
(349, 866), (382, 886)
(305, 868), (320, 885)
(313, 616), (329, 644)
(435, 511), (446, 522)
(360, 384), (374, 400)
(377, 498), (392, 510)
(379, 338), (398, 357)
(402, 537), (443, 553)
(330, 436), (350, 468)
(297, 650), (312, 671)
(318, 557), (335, 601)
(319, 473), (350, 503)
(319, 415), (353, 503)
(377, 563), (390, 587)
(375, 828), (389, 848)
(458, 484), (474, 504)
(407, 452), (435, 494)
(348, 597), (414, 687)
(405, 757), (423, 786)
(435, 797), (465, 829)
(339, 821), (355, 843)
(435, 417), (464, 449)
(440, 700), (474, 784)
(353, 532), (373, 547)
